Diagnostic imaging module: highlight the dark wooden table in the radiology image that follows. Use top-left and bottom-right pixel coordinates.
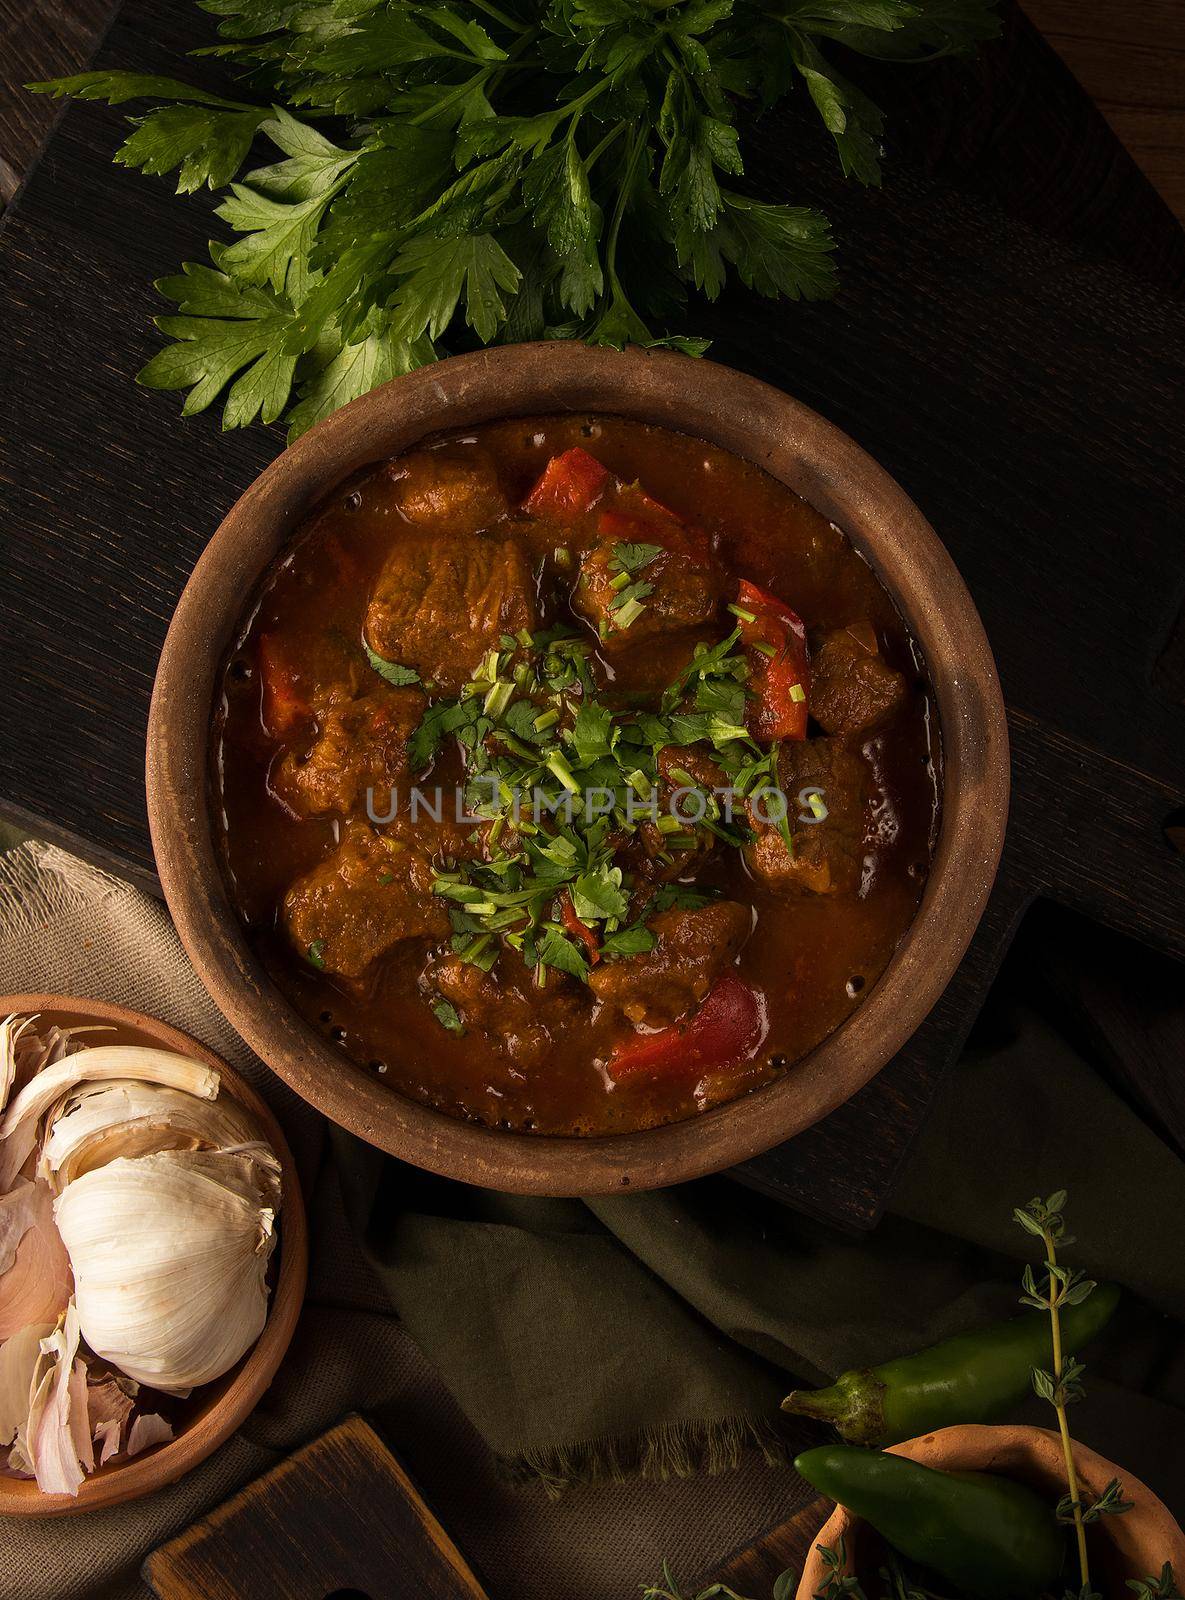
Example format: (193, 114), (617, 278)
(1, 0), (1183, 1234)
(4, 2), (1183, 217)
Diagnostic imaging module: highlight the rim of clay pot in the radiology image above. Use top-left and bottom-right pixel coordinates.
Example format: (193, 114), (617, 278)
(796, 1424), (1185, 1595)
(0, 994), (307, 1516)
(147, 343), (1009, 1195)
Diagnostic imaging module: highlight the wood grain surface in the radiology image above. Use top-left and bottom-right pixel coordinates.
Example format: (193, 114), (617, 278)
(143, 1415), (491, 1600)
(2, 2), (1182, 221)
(0, 0), (1183, 1228)
(1025, 0), (1185, 223)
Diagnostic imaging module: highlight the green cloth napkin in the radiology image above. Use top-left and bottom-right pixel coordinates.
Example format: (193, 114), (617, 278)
(336, 918), (1185, 1513)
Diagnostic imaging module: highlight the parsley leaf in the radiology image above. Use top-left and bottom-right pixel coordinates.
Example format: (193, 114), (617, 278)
(612, 541), (663, 574)
(535, 924), (591, 980)
(365, 645), (421, 687)
(431, 997), (466, 1034)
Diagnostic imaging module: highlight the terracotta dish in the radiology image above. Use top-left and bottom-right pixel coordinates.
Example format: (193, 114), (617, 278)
(0, 993), (307, 1516)
(796, 1424), (1185, 1594)
(147, 344), (1008, 1194)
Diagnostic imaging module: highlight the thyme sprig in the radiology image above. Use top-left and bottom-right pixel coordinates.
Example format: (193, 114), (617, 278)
(1014, 1191), (1135, 1599)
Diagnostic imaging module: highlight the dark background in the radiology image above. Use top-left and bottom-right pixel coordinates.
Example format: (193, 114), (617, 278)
(0, 0), (1183, 1234)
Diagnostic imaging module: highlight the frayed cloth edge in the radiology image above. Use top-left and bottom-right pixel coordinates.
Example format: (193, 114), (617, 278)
(500, 1415), (794, 1498)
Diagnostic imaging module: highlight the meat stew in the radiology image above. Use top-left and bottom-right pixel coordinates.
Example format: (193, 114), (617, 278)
(214, 415), (940, 1136)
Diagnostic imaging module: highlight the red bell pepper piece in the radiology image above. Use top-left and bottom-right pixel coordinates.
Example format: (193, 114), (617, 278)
(608, 976), (766, 1082)
(257, 633), (310, 739)
(560, 890), (601, 965)
(596, 505), (712, 567)
(523, 447), (610, 522)
(737, 579), (810, 742)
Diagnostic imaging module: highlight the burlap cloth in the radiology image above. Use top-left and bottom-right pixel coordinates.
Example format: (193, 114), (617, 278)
(0, 839), (813, 1600)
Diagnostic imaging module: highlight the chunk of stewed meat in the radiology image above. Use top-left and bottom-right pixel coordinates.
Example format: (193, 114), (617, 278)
(426, 952), (582, 1069)
(810, 622), (908, 737)
(745, 737), (870, 896)
(589, 901), (751, 1026)
(636, 746), (729, 882)
(574, 538), (719, 649)
(385, 452), (507, 535)
(366, 535), (537, 696)
(283, 825), (448, 981)
(271, 686), (425, 819)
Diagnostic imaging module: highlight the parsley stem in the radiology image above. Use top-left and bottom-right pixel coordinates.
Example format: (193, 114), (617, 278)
(585, 119), (627, 174)
(409, 68), (494, 126)
(465, 0), (530, 32)
(605, 124), (646, 285)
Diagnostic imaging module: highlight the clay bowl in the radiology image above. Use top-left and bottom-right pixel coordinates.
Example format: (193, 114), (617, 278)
(796, 1424), (1185, 1594)
(147, 343), (1009, 1195)
(0, 993), (307, 1516)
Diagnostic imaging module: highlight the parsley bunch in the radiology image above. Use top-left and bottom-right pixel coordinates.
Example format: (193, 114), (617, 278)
(32, 0), (997, 438)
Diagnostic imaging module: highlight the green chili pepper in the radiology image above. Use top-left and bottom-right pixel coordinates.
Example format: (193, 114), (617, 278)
(795, 1445), (1065, 1600)
(782, 1281), (1119, 1445)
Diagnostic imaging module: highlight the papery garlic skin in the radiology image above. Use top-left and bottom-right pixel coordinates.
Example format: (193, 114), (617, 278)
(53, 1148), (279, 1393)
(39, 1079), (259, 1191)
(22, 1302), (90, 1495)
(0, 1047), (219, 1192)
(0, 1179), (72, 1339)
(0, 1322), (52, 1447)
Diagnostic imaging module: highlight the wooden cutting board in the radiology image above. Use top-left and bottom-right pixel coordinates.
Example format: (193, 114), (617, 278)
(699, 1497), (831, 1598)
(143, 1416), (491, 1600)
(1, 0), (1183, 1229)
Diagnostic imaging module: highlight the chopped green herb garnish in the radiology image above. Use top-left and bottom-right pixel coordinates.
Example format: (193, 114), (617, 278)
(307, 940), (326, 969)
(612, 542), (664, 576)
(365, 645), (420, 687)
(431, 998), (466, 1035)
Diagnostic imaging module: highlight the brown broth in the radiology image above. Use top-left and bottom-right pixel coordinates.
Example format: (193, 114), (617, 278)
(213, 414), (941, 1135)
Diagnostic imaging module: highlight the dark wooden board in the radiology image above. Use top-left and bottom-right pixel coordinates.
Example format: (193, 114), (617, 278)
(143, 1415), (490, 1600)
(1, 0), (1183, 1228)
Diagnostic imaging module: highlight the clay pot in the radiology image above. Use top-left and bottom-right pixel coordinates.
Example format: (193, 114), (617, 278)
(796, 1424), (1185, 1597)
(147, 343), (1009, 1195)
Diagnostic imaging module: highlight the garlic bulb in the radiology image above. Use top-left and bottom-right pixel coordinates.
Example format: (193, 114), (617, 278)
(39, 1079), (260, 1191)
(53, 1147), (280, 1393)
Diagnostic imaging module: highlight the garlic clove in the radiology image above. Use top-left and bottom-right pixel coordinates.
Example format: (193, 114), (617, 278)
(0, 1322), (52, 1448)
(0, 1179), (72, 1340)
(0, 1047), (219, 1192)
(40, 1079), (259, 1191)
(54, 1148), (279, 1394)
